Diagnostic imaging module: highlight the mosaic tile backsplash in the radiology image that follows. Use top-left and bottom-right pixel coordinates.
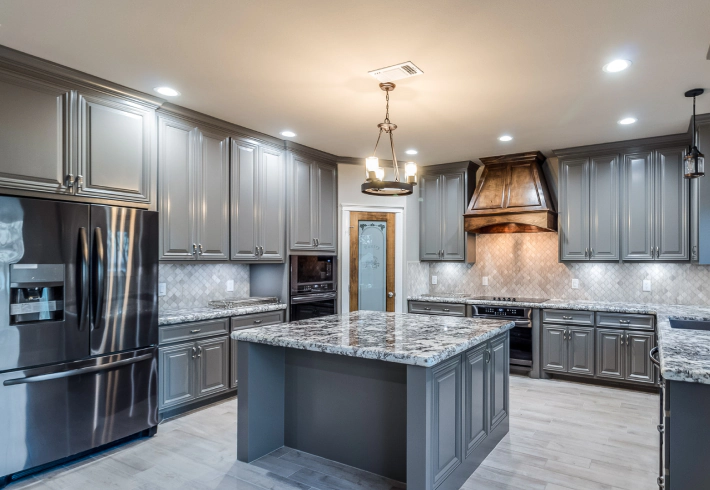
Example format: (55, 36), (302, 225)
(427, 233), (710, 306)
(159, 263), (250, 310)
(407, 261), (430, 297)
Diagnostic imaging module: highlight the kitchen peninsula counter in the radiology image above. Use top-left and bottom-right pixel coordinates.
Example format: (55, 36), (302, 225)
(233, 311), (514, 489)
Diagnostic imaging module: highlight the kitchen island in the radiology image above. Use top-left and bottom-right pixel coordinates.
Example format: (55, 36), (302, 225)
(232, 311), (514, 490)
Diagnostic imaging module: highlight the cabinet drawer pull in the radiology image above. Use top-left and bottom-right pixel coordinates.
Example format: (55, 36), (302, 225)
(253, 320), (263, 324)
(619, 319), (631, 324)
(443, 308), (450, 312)
(190, 329), (201, 333)
(562, 315), (573, 320)
(197, 346), (202, 358)
(192, 347), (197, 359)
(198, 244), (203, 255)
(424, 307), (431, 311)
(657, 424), (664, 434)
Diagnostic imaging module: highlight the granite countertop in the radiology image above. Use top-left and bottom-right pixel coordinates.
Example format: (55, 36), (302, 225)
(408, 295), (710, 385)
(159, 302), (287, 326)
(231, 310), (514, 367)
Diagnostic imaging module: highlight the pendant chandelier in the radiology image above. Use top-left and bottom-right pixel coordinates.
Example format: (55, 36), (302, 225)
(361, 82), (417, 196)
(684, 88), (705, 179)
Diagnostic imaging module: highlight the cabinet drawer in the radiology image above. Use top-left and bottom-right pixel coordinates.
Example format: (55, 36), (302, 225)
(408, 301), (466, 316)
(231, 310), (285, 330)
(542, 309), (594, 325)
(596, 312), (654, 330)
(159, 319), (229, 345)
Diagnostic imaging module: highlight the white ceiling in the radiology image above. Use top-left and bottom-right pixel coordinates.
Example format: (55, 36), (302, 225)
(1, 0), (709, 164)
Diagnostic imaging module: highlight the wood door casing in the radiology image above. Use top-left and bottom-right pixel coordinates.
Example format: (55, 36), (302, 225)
(349, 212), (396, 312)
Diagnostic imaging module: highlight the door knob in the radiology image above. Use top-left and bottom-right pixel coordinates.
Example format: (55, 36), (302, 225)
(388, 292), (395, 298)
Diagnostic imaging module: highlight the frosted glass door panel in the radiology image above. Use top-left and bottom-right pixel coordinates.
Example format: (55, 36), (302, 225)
(358, 221), (387, 311)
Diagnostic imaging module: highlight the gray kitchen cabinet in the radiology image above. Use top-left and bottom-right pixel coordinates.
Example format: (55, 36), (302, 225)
(621, 147), (688, 261)
(288, 152), (337, 253)
(542, 325), (593, 376)
(489, 334), (509, 429)
(655, 147), (688, 260)
(595, 329), (624, 380)
(419, 162), (477, 262)
(196, 336), (230, 398)
(159, 343), (197, 409)
(625, 331), (654, 384)
(232, 137), (285, 262)
(76, 90), (154, 203)
(431, 356), (462, 487)
(230, 310), (286, 388)
(158, 114), (229, 261)
(0, 70), (73, 195)
(559, 155), (618, 261)
(464, 344), (488, 456)
(690, 117), (710, 263)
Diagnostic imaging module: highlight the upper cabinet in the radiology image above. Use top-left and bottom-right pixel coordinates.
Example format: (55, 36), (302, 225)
(0, 51), (159, 206)
(158, 114), (230, 261)
(231, 138), (286, 262)
(288, 151), (338, 253)
(556, 135), (690, 262)
(420, 162), (477, 262)
(559, 155), (618, 261)
(691, 115), (710, 263)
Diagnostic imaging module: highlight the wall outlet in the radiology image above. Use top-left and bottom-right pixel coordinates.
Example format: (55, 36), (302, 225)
(482, 276), (489, 286)
(158, 283), (166, 297)
(431, 275), (438, 285)
(226, 280), (235, 292)
(643, 279), (651, 292)
(571, 278), (579, 289)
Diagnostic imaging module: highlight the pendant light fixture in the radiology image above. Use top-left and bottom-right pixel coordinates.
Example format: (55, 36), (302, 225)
(361, 82), (417, 196)
(684, 88), (705, 179)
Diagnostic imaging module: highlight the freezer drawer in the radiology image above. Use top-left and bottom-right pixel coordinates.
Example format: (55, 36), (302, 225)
(0, 347), (158, 479)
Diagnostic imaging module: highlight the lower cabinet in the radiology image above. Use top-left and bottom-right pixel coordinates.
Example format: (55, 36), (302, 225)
(159, 335), (230, 410)
(596, 329), (655, 384)
(542, 325), (594, 376)
(230, 310), (286, 388)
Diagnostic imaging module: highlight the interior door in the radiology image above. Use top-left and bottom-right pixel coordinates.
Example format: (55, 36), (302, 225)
(349, 212), (396, 312)
(90, 205), (159, 356)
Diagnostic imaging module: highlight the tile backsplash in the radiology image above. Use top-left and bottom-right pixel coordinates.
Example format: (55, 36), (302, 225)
(159, 263), (250, 310)
(407, 261), (430, 297)
(425, 233), (710, 306)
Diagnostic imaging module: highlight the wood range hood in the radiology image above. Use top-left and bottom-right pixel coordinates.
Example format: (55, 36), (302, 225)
(464, 151), (557, 233)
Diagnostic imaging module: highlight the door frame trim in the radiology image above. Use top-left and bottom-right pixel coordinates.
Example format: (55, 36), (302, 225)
(340, 204), (404, 313)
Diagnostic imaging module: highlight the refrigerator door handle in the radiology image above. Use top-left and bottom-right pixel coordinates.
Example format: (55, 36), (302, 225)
(78, 227), (90, 331)
(93, 226), (106, 329)
(2, 353), (153, 386)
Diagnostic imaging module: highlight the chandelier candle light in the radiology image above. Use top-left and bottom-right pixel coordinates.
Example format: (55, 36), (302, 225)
(684, 88), (705, 179)
(362, 82), (418, 196)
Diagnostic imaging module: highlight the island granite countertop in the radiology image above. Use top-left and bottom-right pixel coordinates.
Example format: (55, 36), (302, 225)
(231, 310), (514, 367)
(408, 295), (710, 385)
(159, 302), (287, 326)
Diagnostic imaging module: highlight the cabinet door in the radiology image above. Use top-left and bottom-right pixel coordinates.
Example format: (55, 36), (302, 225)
(196, 129), (229, 260)
(76, 92), (153, 203)
(626, 332), (655, 384)
(542, 325), (567, 372)
(231, 337), (238, 389)
(442, 173), (466, 261)
(420, 174), (443, 260)
(621, 152), (654, 260)
(159, 116), (196, 260)
(259, 146), (285, 261)
(315, 161), (337, 251)
(691, 178), (699, 262)
(464, 344), (488, 457)
(567, 327), (594, 376)
(431, 356), (462, 488)
(231, 138), (259, 260)
(0, 71), (73, 194)
(289, 154), (317, 250)
(489, 334), (509, 431)
(196, 336), (229, 398)
(559, 158), (590, 260)
(596, 329), (624, 379)
(655, 147), (689, 260)
(589, 155), (619, 260)
(159, 343), (196, 409)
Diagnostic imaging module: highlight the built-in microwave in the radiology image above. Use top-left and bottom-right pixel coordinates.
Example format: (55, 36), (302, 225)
(289, 255), (336, 295)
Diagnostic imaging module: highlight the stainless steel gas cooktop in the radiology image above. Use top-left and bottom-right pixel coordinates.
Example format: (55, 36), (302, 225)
(469, 295), (549, 304)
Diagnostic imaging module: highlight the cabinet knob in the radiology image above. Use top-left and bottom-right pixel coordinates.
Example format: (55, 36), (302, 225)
(388, 292), (395, 298)
(190, 329), (201, 334)
(254, 320), (262, 324)
(192, 347), (197, 359)
(76, 174), (84, 190)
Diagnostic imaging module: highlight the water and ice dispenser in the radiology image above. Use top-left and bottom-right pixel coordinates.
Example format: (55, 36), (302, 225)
(9, 264), (64, 324)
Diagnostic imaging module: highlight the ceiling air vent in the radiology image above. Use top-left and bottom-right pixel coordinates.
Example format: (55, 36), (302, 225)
(368, 61), (423, 83)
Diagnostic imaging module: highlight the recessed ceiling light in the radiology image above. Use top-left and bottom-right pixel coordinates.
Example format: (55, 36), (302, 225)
(154, 86), (180, 97)
(405, 149), (418, 155)
(280, 130), (296, 137)
(603, 59), (632, 73)
(618, 117), (637, 125)
(499, 135), (513, 142)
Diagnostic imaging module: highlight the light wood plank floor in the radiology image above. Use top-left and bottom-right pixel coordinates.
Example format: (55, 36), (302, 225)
(6, 376), (659, 489)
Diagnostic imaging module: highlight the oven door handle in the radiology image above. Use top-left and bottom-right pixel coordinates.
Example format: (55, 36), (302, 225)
(513, 321), (532, 328)
(290, 293), (337, 304)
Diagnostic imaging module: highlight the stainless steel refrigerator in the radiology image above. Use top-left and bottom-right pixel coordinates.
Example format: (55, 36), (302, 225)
(0, 196), (159, 483)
